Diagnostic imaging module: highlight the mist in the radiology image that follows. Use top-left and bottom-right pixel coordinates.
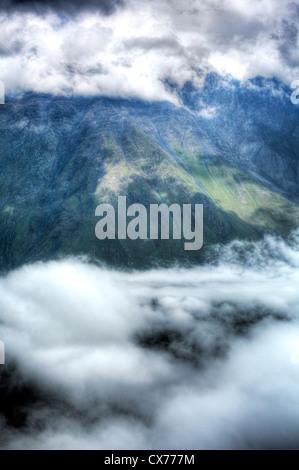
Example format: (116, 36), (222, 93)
(0, 231), (299, 449)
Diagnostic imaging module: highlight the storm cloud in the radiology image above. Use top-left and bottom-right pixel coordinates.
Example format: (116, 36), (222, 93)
(0, 0), (124, 15)
(0, 232), (299, 449)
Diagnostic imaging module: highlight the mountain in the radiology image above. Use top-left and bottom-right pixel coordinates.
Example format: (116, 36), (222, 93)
(0, 73), (298, 270)
(176, 73), (299, 202)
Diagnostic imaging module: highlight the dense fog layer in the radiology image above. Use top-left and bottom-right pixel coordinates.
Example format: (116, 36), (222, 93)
(0, 232), (299, 449)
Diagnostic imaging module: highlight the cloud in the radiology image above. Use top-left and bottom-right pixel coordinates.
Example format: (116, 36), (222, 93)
(1, 232), (299, 449)
(121, 36), (185, 55)
(0, 0), (298, 100)
(197, 106), (217, 119)
(0, 0), (124, 16)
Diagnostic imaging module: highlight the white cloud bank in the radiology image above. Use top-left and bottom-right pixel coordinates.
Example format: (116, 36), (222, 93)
(0, 232), (299, 449)
(0, 0), (298, 101)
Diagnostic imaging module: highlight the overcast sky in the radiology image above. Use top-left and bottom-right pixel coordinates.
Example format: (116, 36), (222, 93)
(0, 0), (298, 100)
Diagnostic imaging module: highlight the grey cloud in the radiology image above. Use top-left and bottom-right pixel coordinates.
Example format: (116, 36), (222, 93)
(288, 2), (299, 20)
(64, 62), (108, 76)
(0, 0), (125, 15)
(122, 36), (185, 56)
(0, 40), (22, 57)
(205, 9), (267, 46)
(278, 19), (299, 68)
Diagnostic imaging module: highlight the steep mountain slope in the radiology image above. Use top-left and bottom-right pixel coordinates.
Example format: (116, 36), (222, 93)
(0, 75), (298, 269)
(176, 73), (299, 202)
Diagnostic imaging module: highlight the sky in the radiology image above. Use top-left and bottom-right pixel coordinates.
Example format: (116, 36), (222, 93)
(0, 0), (298, 100)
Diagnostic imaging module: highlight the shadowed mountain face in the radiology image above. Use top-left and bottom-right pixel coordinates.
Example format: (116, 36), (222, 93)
(0, 73), (298, 270)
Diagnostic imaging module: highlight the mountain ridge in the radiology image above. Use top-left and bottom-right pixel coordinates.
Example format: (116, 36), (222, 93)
(0, 73), (298, 269)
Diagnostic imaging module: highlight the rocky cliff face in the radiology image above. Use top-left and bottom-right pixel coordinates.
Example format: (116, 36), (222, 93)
(0, 74), (298, 270)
